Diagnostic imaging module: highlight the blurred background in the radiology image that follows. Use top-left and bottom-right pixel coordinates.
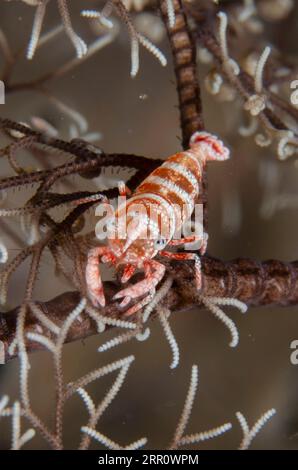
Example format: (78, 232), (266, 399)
(0, 0), (298, 449)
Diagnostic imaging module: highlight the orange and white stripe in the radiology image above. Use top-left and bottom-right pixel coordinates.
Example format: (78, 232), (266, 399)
(86, 131), (230, 314)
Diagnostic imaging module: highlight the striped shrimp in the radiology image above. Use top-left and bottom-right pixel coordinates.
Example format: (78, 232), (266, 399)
(86, 131), (230, 315)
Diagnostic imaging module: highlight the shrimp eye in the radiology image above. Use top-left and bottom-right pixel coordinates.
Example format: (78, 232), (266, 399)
(154, 238), (167, 250)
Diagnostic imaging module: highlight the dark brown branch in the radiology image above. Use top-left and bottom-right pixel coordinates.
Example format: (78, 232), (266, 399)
(1, 257), (298, 363)
(0, 118), (163, 174)
(159, 0), (208, 230)
(160, 0), (204, 148)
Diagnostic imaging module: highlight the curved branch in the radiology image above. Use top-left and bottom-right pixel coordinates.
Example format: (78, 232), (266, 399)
(1, 256), (297, 363)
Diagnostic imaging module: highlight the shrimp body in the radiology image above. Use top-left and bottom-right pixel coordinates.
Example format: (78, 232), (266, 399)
(86, 131), (230, 315)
